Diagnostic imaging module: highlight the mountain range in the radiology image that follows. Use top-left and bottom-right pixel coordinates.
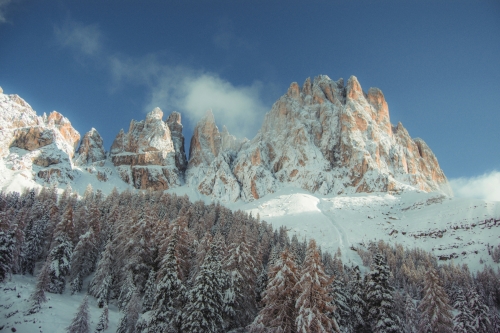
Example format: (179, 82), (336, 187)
(0, 76), (498, 270)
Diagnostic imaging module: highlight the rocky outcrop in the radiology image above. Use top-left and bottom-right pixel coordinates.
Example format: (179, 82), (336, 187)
(0, 92), (80, 183)
(188, 75), (452, 201)
(74, 128), (106, 166)
(109, 108), (186, 190)
(186, 110), (246, 201)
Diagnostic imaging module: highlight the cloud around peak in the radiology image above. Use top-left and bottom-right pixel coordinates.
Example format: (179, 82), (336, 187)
(449, 171), (500, 202)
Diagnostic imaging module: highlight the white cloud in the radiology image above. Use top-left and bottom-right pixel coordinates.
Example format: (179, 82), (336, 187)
(55, 19), (270, 139)
(110, 54), (269, 139)
(449, 171), (500, 201)
(0, 0), (13, 24)
(54, 19), (102, 56)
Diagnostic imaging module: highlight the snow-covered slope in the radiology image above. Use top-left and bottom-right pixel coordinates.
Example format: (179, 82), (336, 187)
(229, 187), (500, 272)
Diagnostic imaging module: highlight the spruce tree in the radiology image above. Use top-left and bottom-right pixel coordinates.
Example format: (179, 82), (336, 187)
(70, 230), (97, 294)
(182, 236), (226, 333)
(453, 288), (474, 333)
(147, 238), (186, 333)
(249, 248), (299, 333)
(89, 240), (114, 307)
(94, 304), (109, 333)
(223, 228), (258, 328)
(418, 267), (453, 333)
(116, 292), (141, 333)
(347, 265), (365, 332)
(331, 278), (351, 333)
(47, 235), (73, 293)
(365, 253), (401, 333)
(295, 239), (339, 333)
(466, 288), (490, 333)
(67, 296), (91, 333)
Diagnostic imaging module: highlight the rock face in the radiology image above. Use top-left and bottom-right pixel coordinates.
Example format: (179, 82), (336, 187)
(109, 108), (187, 190)
(186, 110), (246, 202)
(0, 74), (452, 200)
(187, 75), (452, 201)
(74, 128), (106, 166)
(0, 92), (80, 183)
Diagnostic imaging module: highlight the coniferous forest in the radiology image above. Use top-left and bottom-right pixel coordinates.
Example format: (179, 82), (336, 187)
(1, 186), (500, 332)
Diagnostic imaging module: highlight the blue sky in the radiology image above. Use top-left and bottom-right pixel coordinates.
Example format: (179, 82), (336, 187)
(1, 0), (499, 198)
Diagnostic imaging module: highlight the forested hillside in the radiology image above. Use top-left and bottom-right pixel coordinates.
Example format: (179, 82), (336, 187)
(1, 186), (499, 332)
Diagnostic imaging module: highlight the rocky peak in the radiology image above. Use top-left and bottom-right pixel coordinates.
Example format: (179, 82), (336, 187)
(188, 110), (222, 167)
(166, 111), (187, 173)
(75, 128), (106, 166)
(109, 108), (185, 190)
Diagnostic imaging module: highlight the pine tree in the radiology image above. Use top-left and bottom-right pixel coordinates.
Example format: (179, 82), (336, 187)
(182, 236), (226, 333)
(365, 253), (401, 333)
(466, 288), (490, 333)
(295, 239), (339, 333)
(89, 240), (114, 307)
(67, 296), (91, 333)
(223, 228), (258, 328)
(94, 304), (109, 333)
(418, 267), (453, 333)
(346, 265), (365, 333)
(331, 278), (351, 333)
(249, 248), (299, 333)
(147, 238), (186, 333)
(47, 235), (73, 293)
(142, 270), (156, 312)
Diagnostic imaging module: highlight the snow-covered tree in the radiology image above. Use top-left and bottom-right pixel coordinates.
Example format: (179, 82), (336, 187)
(403, 293), (418, 333)
(295, 239), (339, 333)
(147, 238), (186, 333)
(365, 253), (401, 333)
(418, 267), (453, 333)
(70, 231), (97, 294)
(182, 236), (226, 333)
(67, 296), (91, 333)
(141, 270), (156, 312)
(47, 235), (73, 294)
(89, 239), (114, 307)
(466, 287), (490, 333)
(0, 230), (14, 282)
(223, 228), (258, 328)
(249, 248), (299, 333)
(453, 288), (474, 333)
(94, 304), (109, 333)
(116, 292), (141, 333)
(331, 278), (351, 333)
(346, 265), (365, 332)
(25, 260), (50, 315)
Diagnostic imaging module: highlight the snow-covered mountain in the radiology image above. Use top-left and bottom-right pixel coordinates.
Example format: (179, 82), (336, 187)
(0, 77), (498, 269)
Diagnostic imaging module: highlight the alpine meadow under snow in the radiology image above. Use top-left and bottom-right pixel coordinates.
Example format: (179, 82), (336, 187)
(0, 75), (499, 332)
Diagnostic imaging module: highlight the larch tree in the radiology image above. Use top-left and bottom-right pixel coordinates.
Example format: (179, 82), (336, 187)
(249, 248), (299, 333)
(67, 296), (91, 333)
(295, 239), (339, 333)
(417, 267), (453, 333)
